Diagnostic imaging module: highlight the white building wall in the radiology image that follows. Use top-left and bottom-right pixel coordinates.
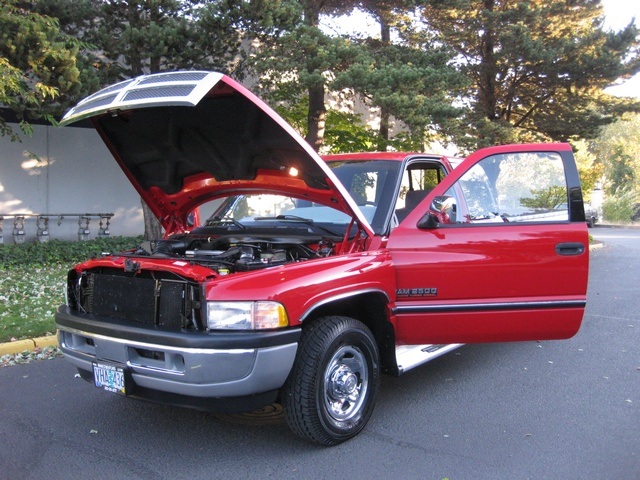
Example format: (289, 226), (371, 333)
(0, 123), (143, 243)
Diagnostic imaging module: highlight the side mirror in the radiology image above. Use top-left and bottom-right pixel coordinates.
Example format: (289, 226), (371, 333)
(417, 195), (456, 229)
(417, 212), (439, 229)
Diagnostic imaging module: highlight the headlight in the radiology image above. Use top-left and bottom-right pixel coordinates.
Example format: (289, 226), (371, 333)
(206, 301), (289, 330)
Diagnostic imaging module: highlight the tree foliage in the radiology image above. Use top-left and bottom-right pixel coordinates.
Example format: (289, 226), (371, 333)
(4, 0), (640, 221)
(34, 0), (124, 95)
(520, 186), (567, 210)
(240, 0), (466, 152)
(232, 0), (360, 151)
(420, 0), (640, 151)
(0, 0), (82, 140)
(333, 36), (465, 150)
(589, 113), (640, 195)
(585, 113), (640, 222)
(332, 0), (466, 151)
(572, 138), (603, 200)
(87, 0), (246, 79)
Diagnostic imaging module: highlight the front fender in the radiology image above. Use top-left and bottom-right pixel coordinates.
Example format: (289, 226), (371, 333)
(203, 251), (396, 326)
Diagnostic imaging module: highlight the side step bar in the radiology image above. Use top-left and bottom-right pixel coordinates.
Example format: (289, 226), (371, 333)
(395, 343), (463, 374)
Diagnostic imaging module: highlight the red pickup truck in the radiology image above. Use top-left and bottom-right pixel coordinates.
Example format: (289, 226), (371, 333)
(55, 71), (589, 446)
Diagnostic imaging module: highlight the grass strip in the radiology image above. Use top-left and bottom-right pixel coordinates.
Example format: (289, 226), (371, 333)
(0, 236), (142, 343)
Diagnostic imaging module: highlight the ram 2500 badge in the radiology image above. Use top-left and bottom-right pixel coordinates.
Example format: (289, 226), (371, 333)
(56, 71), (589, 445)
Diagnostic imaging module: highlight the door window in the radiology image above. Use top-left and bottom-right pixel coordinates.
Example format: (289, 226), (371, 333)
(395, 163), (447, 222)
(443, 152), (568, 224)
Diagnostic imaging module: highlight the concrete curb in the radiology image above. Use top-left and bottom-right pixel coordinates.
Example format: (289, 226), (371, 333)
(589, 242), (603, 251)
(0, 335), (58, 356)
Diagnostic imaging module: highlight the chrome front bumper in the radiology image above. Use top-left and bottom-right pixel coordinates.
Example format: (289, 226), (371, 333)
(56, 306), (300, 405)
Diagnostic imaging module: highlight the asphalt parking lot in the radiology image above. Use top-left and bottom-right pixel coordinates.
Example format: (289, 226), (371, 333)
(1, 226), (638, 480)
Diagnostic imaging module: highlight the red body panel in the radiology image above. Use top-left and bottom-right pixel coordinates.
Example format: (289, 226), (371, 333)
(203, 251), (396, 326)
(394, 308), (585, 344)
(386, 142), (589, 343)
(388, 223), (588, 343)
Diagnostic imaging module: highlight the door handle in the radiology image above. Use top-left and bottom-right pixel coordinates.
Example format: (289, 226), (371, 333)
(555, 242), (585, 256)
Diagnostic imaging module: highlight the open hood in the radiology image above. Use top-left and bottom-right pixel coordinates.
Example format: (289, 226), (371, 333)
(61, 71), (373, 236)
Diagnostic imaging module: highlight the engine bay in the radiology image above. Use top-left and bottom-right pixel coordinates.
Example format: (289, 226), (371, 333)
(132, 234), (335, 274)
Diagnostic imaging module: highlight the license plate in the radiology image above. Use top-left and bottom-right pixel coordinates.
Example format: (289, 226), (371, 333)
(93, 361), (127, 395)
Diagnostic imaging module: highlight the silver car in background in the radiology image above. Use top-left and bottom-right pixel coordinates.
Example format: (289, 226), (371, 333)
(584, 203), (598, 227)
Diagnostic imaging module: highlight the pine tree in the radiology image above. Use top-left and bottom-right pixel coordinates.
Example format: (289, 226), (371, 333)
(420, 0), (640, 151)
(333, 0), (465, 151)
(233, 0), (359, 152)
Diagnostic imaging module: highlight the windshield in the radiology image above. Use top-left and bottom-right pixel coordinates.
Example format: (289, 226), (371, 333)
(199, 160), (401, 236)
(326, 159), (401, 232)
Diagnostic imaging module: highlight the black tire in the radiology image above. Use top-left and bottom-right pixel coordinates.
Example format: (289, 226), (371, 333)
(282, 316), (380, 446)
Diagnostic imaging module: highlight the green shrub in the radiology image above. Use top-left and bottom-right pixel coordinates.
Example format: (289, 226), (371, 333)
(0, 236), (143, 269)
(602, 189), (640, 223)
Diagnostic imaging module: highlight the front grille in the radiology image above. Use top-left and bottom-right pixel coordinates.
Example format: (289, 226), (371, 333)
(90, 274), (156, 323)
(72, 269), (202, 330)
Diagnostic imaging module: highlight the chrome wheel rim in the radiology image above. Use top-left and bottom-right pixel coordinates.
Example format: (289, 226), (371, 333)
(323, 345), (369, 423)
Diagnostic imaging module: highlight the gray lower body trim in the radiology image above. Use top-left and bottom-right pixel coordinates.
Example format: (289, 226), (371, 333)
(58, 326), (298, 398)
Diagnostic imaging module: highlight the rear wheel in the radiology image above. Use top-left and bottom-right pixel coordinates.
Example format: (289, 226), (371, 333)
(282, 316), (380, 446)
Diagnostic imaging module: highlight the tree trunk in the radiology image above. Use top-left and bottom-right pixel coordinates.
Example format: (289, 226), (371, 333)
(478, 0), (498, 121)
(378, 14), (391, 149)
(302, 3), (326, 152)
(379, 107), (390, 150)
(141, 199), (163, 240)
(306, 83), (326, 152)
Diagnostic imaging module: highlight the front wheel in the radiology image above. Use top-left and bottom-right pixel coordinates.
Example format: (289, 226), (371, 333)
(282, 316), (380, 446)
